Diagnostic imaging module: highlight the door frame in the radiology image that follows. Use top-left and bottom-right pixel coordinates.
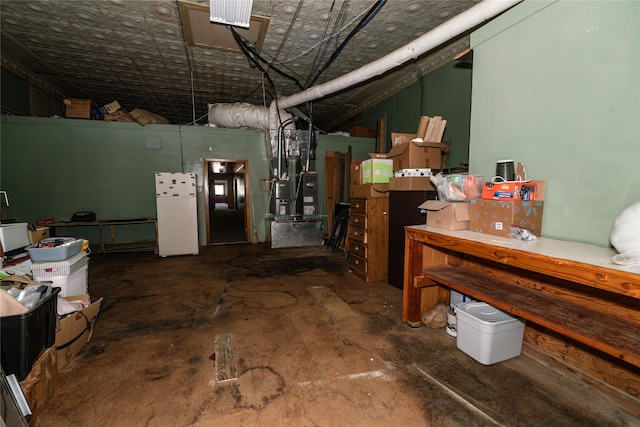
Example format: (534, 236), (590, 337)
(203, 158), (250, 245)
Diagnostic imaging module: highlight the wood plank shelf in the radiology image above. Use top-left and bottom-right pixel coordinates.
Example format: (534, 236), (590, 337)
(420, 265), (640, 368)
(402, 225), (640, 413)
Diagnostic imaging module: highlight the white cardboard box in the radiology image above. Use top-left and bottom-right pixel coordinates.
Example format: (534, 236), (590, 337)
(455, 302), (525, 365)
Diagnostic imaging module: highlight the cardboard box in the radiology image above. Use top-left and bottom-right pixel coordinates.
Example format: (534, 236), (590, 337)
(386, 141), (443, 171)
(63, 98), (92, 119)
(391, 132), (417, 146)
(19, 346), (58, 425)
(389, 176), (435, 191)
(420, 200), (470, 230)
(349, 184), (389, 198)
(361, 155), (393, 184)
(35, 218), (55, 227)
(55, 294), (103, 370)
(350, 159), (363, 186)
(349, 127), (377, 138)
(28, 227), (50, 244)
(481, 180), (544, 201)
(104, 100), (121, 113)
(469, 198), (544, 238)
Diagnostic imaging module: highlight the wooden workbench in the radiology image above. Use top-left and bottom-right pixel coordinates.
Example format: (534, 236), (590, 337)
(50, 218), (157, 252)
(403, 225), (640, 415)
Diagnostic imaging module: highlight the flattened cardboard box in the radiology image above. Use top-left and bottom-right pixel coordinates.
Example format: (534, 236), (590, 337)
(19, 346), (58, 425)
(350, 184), (390, 198)
(469, 198), (544, 238)
(420, 200), (470, 230)
(55, 294), (103, 370)
(389, 176), (435, 191)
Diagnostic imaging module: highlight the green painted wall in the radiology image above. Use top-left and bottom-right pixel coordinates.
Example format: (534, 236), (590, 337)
(469, 0), (640, 247)
(0, 116), (374, 246)
(315, 135), (378, 210)
(350, 64), (473, 168)
(1, 69), (30, 116)
(421, 61), (473, 169)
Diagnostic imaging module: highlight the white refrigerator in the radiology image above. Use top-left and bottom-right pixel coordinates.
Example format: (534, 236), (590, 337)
(155, 172), (199, 257)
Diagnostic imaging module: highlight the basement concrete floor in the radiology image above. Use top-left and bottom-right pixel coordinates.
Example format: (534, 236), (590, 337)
(40, 244), (636, 426)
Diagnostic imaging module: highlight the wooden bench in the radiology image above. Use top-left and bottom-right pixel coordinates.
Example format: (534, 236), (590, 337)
(403, 225), (640, 414)
(51, 218), (157, 252)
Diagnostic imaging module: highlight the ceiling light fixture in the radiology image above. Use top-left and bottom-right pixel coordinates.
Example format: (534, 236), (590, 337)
(179, 1), (268, 54)
(209, 0), (254, 28)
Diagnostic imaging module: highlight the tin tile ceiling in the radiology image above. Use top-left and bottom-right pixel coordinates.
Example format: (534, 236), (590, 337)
(0, 0), (479, 130)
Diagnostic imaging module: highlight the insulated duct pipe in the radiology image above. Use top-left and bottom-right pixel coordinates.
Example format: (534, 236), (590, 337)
(208, 102), (295, 130)
(269, 0), (522, 128)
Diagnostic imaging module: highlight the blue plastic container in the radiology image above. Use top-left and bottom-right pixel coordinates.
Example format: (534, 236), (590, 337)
(25, 237), (83, 262)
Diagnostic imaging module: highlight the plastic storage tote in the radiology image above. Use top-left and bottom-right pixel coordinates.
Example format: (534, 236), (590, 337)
(455, 301), (526, 365)
(0, 287), (61, 381)
(25, 237), (83, 262)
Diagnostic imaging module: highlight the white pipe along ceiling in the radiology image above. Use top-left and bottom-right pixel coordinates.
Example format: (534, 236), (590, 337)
(267, 0), (522, 130)
(206, 0), (521, 132)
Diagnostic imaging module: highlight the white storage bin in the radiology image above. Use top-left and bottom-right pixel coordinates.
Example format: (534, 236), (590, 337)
(31, 251), (88, 278)
(455, 302), (525, 365)
(37, 266), (88, 297)
(33, 252), (89, 297)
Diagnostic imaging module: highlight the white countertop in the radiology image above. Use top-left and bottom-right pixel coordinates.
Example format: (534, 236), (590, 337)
(406, 225), (640, 275)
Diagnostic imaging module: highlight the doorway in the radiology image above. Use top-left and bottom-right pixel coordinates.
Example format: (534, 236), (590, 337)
(204, 159), (249, 245)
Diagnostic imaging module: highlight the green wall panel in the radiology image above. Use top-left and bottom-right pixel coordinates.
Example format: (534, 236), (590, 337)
(421, 61), (473, 169)
(350, 65), (472, 168)
(469, 0), (640, 247)
(1, 116), (376, 247)
(1, 69), (30, 116)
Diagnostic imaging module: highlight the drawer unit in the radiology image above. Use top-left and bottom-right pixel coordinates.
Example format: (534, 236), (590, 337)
(349, 240), (367, 259)
(347, 226), (367, 244)
(347, 196), (389, 282)
(351, 213), (367, 228)
(350, 199), (367, 213)
(349, 253), (367, 276)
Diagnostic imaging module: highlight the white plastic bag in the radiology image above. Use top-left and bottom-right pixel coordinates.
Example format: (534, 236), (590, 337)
(610, 199), (640, 265)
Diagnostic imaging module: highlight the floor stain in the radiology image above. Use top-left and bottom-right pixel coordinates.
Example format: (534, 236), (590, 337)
(231, 367), (285, 410)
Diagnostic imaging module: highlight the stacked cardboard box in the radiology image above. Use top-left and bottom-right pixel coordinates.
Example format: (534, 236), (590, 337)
(469, 181), (546, 238)
(63, 98), (93, 119)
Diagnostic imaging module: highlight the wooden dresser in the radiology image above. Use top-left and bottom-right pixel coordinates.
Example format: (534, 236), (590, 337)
(347, 197), (389, 281)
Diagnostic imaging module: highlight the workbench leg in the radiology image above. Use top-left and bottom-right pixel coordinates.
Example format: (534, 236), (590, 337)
(403, 235), (424, 326)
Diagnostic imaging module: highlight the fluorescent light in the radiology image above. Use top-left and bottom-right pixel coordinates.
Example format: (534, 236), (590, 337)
(210, 0), (254, 28)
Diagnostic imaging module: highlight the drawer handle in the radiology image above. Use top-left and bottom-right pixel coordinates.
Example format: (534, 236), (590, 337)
(355, 260), (359, 265)
(354, 218), (359, 223)
(354, 246), (360, 251)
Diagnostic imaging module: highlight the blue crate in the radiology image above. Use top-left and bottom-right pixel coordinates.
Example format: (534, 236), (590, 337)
(25, 237), (83, 262)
